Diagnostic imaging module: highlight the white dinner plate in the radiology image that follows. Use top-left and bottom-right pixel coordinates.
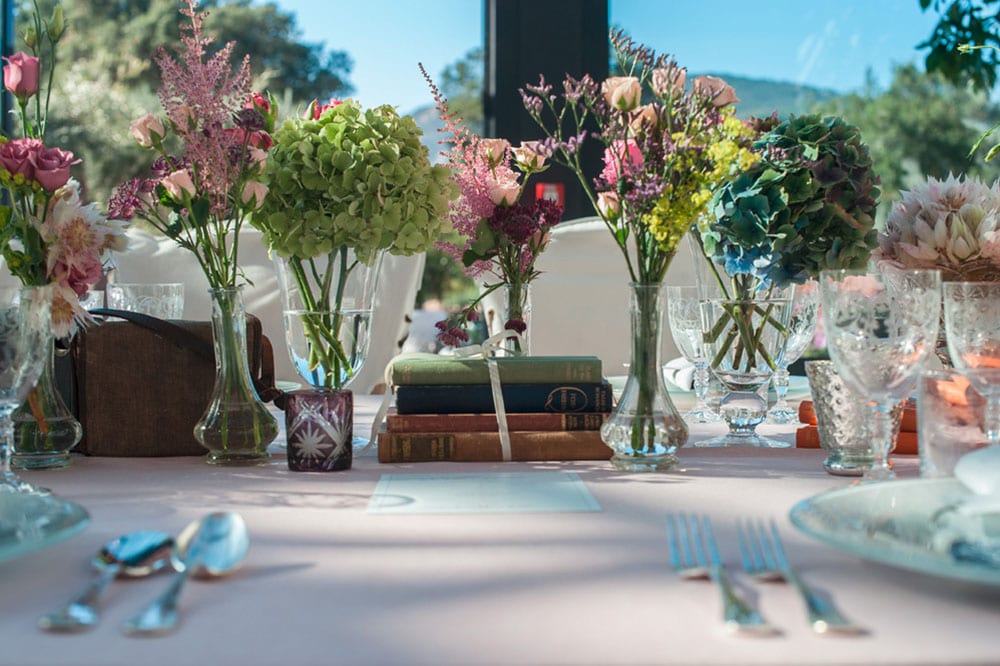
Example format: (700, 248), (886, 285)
(789, 478), (1000, 587)
(0, 492), (89, 566)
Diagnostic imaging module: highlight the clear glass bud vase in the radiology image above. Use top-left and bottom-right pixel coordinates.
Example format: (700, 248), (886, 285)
(600, 283), (688, 471)
(195, 286), (278, 465)
(486, 282), (531, 356)
(12, 340), (82, 469)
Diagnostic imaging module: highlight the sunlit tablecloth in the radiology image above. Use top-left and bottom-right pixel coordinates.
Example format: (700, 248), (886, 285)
(2, 396), (999, 666)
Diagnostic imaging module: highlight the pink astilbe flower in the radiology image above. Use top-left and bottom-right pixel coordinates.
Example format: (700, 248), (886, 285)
(155, 0), (251, 218)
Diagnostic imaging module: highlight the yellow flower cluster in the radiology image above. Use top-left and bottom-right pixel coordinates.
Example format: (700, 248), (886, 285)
(645, 110), (758, 248)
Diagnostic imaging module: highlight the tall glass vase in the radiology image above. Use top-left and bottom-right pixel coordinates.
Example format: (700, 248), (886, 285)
(11, 340), (82, 470)
(601, 283), (688, 471)
(275, 246), (383, 460)
(194, 286), (278, 465)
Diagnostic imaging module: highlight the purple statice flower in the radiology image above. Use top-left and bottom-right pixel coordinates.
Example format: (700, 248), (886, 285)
(434, 319), (470, 347)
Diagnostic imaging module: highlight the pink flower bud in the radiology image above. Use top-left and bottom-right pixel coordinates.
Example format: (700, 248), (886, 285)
(651, 66), (686, 98)
(3, 52), (39, 98)
(129, 114), (165, 148)
(161, 169), (196, 201)
(692, 76), (739, 107)
(601, 76), (642, 111)
(241, 181), (268, 209)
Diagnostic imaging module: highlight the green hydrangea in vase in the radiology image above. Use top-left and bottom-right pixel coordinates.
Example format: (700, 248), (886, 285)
(108, 0), (278, 465)
(2, 2), (128, 470)
(694, 113), (880, 447)
(255, 97), (457, 471)
(520, 30), (754, 471)
(421, 66), (563, 356)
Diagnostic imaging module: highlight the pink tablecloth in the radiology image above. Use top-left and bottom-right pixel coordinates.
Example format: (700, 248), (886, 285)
(2, 397), (998, 666)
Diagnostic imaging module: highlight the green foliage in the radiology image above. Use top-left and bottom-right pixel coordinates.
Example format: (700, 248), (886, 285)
(814, 64), (999, 202)
(256, 100), (458, 259)
(918, 0), (1000, 91)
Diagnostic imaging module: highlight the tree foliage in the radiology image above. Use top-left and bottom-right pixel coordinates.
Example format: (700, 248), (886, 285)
(918, 0), (1000, 91)
(815, 64), (1000, 205)
(13, 0), (354, 203)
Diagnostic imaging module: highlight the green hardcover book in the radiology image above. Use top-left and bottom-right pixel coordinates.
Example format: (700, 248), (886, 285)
(390, 352), (604, 386)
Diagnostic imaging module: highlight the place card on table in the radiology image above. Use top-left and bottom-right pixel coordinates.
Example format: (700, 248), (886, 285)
(367, 471), (601, 514)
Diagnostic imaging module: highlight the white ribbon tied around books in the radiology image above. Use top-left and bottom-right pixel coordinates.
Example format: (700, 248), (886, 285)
(367, 330), (524, 461)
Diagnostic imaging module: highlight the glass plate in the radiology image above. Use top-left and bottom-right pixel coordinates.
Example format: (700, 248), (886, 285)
(0, 492), (89, 565)
(789, 478), (1000, 586)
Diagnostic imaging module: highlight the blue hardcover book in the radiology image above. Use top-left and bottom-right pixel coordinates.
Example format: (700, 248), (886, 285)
(394, 381), (614, 415)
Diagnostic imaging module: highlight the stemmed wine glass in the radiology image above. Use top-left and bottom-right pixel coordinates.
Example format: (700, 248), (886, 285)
(820, 269), (941, 481)
(666, 286), (720, 423)
(943, 281), (1000, 447)
(766, 281), (819, 424)
(0, 286), (52, 492)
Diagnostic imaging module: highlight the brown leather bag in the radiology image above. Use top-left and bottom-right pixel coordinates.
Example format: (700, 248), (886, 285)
(70, 309), (282, 456)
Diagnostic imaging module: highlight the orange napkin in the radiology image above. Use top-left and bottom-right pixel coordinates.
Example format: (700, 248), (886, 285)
(795, 424), (918, 455)
(798, 400), (917, 432)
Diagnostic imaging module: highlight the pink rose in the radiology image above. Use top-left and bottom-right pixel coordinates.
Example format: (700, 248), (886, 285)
(599, 140), (643, 187)
(161, 169), (196, 201)
(129, 114), (165, 148)
(601, 76), (642, 111)
(629, 104), (660, 133)
(0, 137), (43, 179)
(651, 66), (686, 98)
(479, 138), (510, 167)
(3, 52), (39, 98)
(486, 171), (521, 206)
(512, 141), (548, 171)
(30, 146), (78, 191)
(692, 76), (739, 107)
(241, 181), (268, 209)
(597, 191), (621, 219)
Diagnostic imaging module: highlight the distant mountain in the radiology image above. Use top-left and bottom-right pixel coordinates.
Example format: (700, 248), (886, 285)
(408, 75), (841, 156)
(715, 73), (841, 119)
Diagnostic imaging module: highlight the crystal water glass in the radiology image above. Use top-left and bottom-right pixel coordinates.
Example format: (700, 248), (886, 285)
(697, 293), (792, 447)
(820, 269), (941, 481)
(943, 281), (1000, 447)
(766, 281), (819, 424)
(666, 285), (720, 424)
(0, 287), (52, 492)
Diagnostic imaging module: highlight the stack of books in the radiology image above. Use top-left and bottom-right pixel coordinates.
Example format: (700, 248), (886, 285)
(378, 353), (614, 462)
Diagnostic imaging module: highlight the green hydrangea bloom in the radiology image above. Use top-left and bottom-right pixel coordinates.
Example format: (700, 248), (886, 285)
(256, 100), (458, 261)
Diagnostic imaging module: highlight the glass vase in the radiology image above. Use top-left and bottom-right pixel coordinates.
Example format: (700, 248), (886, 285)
(11, 339), (82, 470)
(285, 389), (353, 471)
(274, 247), (382, 390)
(194, 286), (278, 465)
(486, 282), (531, 356)
(697, 294), (793, 448)
(600, 283), (688, 471)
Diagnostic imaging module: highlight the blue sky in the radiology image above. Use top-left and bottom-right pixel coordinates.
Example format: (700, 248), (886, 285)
(274, 0), (942, 113)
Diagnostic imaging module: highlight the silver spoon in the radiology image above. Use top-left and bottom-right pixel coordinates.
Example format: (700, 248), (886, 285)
(122, 512), (249, 636)
(38, 530), (175, 632)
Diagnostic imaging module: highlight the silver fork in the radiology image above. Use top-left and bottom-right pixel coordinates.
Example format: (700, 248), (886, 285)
(666, 512), (778, 636)
(737, 518), (866, 636)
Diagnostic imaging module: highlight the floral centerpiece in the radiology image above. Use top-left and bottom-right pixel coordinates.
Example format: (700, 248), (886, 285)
(694, 113), (879, 446)
(519, 30), (753, 470)
(254, 97), (456, 470)
(698, 113), (879, 363)
(108, 0), (278, 465)
(1, 2), (127, 469)
(421, 66), (563, 354)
